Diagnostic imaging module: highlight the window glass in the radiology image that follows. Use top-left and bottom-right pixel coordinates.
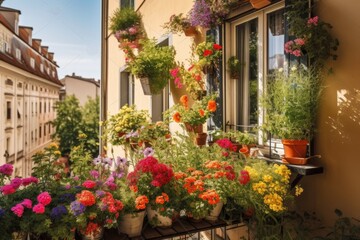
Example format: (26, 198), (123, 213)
(267, 9), (285, 73)
(121, 0), (134, 8)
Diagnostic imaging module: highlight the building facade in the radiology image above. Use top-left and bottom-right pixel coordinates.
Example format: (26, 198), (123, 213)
(102, 0), (360, 225)
(59, 73), (100, 106)
(0, 6), (62, 177)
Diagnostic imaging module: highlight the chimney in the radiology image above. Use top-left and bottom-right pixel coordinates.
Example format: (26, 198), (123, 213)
(48, 52), (54, 61)
(72, 72), (75, 76)
(41, 46), (48, 57)
(19, 26), (33, 45)
(32, 39), (41, 52)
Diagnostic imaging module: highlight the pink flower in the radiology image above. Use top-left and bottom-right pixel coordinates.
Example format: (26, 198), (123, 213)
(29, 176), (39, 184)
(128, 26), (138, 35)
(73, 176), (79, 181)
(37, 192), (52, 206)
(292, 49), (302, 57)
(11, 204), (24, 217)
(170, 68), (179, 77)
(284, 40), (294, 54)
(294, 38), (305, 46)
(65, 184), (71, 189)
(10, 178), (22, 189)
(307, 16), (319, 26)
(21, 199), (32, 209)
(22, 177), (33, 186)
(1, 185), (16, 195)
(0, 164), (13, 176)
(174, 77), (183, 88)
(82, 180), (96, 189)
(90, 170), (99, 179)
(33, 203), (45, 214)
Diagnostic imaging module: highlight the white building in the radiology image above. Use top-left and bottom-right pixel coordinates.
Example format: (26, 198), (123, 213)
(60, 73), (100, 106)
(0, 6), (62, 177)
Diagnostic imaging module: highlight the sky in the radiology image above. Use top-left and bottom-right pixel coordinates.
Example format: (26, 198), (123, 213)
(4, 0), (101, 80)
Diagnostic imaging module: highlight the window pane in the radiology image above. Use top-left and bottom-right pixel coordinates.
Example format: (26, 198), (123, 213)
(267, 9), (285, 72)
(121, 0), (134, 9)
(236, 18), (258, 128)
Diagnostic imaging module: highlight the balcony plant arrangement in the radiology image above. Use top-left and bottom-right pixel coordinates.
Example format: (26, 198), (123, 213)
(261, 66), (323, 162)
(127, 39), (176, 95)
(105, 104), (149, 146)
(163, 13), (198, 37)
(127, 156), (177, 227)
(227, 56), (243, 80)
(195, 40), (222, 76)
(110, 7), (144, 49)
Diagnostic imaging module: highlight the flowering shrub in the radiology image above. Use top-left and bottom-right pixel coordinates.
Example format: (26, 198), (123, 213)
(196, 41), (222, 69)
(163, 13), (193, 35)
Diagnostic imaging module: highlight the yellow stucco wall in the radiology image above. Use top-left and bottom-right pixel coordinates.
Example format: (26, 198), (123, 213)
(297, 0), (360, 224)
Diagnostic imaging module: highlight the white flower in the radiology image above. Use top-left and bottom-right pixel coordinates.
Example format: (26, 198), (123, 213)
(291, 66), (297, 71)
(278, 68), (284, 73)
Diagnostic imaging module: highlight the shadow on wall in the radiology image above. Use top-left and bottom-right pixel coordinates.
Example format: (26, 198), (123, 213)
(326, 88), (360, 144)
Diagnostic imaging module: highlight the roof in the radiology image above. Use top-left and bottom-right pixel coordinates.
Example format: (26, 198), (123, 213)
(63, 74), (100, 87)
(0, 6), (21, 14)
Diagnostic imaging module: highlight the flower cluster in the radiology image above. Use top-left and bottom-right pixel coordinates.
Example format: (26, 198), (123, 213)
(169, 94), (217, 126)
(284, 38), (306, 57)
(196, 41), (222, 69)
(189, 0), (231, 28)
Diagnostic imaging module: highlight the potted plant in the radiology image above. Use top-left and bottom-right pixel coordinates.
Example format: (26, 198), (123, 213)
(127, 39), (176, 95)
(105, 104), (149, 146)
(261, 66), (323, 160)
(227, 56), (243, 80)
(110, 7), (143, 48)
(163, 13), (198, 37)
(195, 40), (222, 76)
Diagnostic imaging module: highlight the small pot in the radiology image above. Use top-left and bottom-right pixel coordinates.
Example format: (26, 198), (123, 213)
(183, 26), (198, 37)
(195, 133), (208, 146)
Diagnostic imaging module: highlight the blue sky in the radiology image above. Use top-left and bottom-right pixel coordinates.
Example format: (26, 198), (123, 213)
(4, 0), (101, 80)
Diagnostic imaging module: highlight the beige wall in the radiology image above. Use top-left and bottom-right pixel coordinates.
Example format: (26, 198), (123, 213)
(61, 76), (99, 106)
(298, 0), (360, 224)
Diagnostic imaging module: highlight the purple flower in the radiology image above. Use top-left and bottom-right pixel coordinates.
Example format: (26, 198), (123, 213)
(95, 190), (105, 197)
(143, 147), (154, 157)
(59, 193), (76, 203)
(0, 208), (5, 218)
(90, 170), (99, 179)
(51, 205), (68, 220)
(189, 0), (213, 28)
(70, 201), (85, 216)
(116, 157), (127, 166)
(10, 178), (22, 189)
(0, 164), (13, 176)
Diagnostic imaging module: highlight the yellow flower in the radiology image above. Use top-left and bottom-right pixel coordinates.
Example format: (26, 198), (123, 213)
(49, 142), (59, 149)
(274, 164), (291, 183)
(264, 193), (284, 212)
(263, 174), (273, 183)
(252, 181), (267, 195)
(244, 166), (259, 179)
(295, 185), (304, 196)
(54, 150), (61, 155)
(99, 121), (103, 126)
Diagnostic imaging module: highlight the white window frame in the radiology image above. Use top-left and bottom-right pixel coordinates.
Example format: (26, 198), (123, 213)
(16, 48), (21, 60)
(30, 58), (35, 68)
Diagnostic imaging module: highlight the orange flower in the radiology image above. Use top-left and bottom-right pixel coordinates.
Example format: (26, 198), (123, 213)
(135, 195), (149, 210)
(205, 160), (222, 169)
(199, 189), (220, 205)
(173, 112), (181, 123)
(207, 100), (217, 112)
(214, 171), (226, 179)
(180, 95), (188, 106)
(162, 193), (169, 202)
(77, 190), (96, 206)
(174, 172), (187, 180)
(191, 170), (204, 176)
(187, 167), (196, 172)
(199, 109), (205, 117)
(156, 196), (165, 204)
(130, 185), (138, 192)
(194, 74), (202, 82)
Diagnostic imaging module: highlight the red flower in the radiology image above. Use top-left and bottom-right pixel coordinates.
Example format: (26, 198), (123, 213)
(82, 180), (96, 189)
(203, 49), (213, 57)
(239, 170), (250, 185)
(213, 44), (222, 50)
(77, 190), (96, 206)
(173, 112), (181, 123)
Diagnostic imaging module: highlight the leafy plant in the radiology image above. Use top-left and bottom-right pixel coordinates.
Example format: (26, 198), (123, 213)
(127, 39), (176, 94)
(110, 8), (143, 42)
(227, 56), (243, 79)
(163, 13), (192, 35)
(262, 66), (323, 140)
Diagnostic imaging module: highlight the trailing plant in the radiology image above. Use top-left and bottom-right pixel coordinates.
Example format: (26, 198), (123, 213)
(227, 56), (243, 79)
(163, 13), (193, 35)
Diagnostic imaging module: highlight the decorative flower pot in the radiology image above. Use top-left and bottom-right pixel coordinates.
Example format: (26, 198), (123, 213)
(184, 123), (203, 133)
(146, 206), (173, 227)
(80, 225), (104, 240)
(195, 133), (208, 146)
(183, 26), (198, 37)
(118, 211), (145, 237)
(250, 0), (271, 9)
(205, 201), (224, 221)
(202, 64), (217, 77)
(282, 139), (308, 158)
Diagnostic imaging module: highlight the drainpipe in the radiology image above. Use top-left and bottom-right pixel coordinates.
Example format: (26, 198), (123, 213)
(100, 0), (108, 156)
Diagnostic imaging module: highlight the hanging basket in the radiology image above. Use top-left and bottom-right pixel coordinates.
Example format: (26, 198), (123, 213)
(118, 211), (146, 237)
(249, 0), (271, 9)
(183, 26), (198, 37)
(205, 201), (224, 221)
(140, 77), (152, 95)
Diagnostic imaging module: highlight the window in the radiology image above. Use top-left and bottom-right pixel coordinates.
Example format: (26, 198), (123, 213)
(30, 58), (35, 68)
(44, 124), (46, 136)
(15, 48), (21, 60)
(39, 126), (42, 138)
(31, 131), (33, 141)
(6, 101), (11, 120)
(40, 102), (42, 114)
(48, 124), (51, 134)
(226, 4), (285, 145)
(2, 42), (10, 53)
(5, 79), (13, 86)
(120, 0), (134, 8)
(44, 102), (46, 113)
(120, 71), (134, 107)
(40, 64), (44, 72)
(17, 82), (22, 88)
(35, 102), (37, 115)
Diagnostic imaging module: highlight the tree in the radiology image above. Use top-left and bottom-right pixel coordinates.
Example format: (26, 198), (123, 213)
(80, 96), (100, 158)
(51, 95), (82, 155)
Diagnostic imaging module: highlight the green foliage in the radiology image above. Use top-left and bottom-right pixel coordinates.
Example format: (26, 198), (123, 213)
(69, 134), (94, 181)
(163, 13), (191, 34)
(51, 95), (99, 157)
(285, 0), (339, 69)
(109, 7), (142, 33)
(51, 95), (82, 155)
(128, 39), (176, 94)
(262, 66), (323, 140)
(80, 96), (100, 158)
(227, 56), (243, 79)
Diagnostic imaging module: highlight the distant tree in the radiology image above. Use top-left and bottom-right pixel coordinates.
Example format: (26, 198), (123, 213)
(51, 95), (82, 155)
(80, 96), (100, 158)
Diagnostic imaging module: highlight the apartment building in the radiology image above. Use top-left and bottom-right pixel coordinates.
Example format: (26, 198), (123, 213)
(60, 73), (100, 106)
(0, 6), (62, 177)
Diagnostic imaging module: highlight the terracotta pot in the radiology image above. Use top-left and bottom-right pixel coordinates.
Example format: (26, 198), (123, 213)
(118, 211), (145, 237)
(80, 225), (104, 240)
(282, 139), (308, 158)
(184, 123), (203, 133)
(195, 133), (208, 146)
(250, 0), (271, 9)
(183, 26), (198, 37)
(205, 201), (224, 221)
